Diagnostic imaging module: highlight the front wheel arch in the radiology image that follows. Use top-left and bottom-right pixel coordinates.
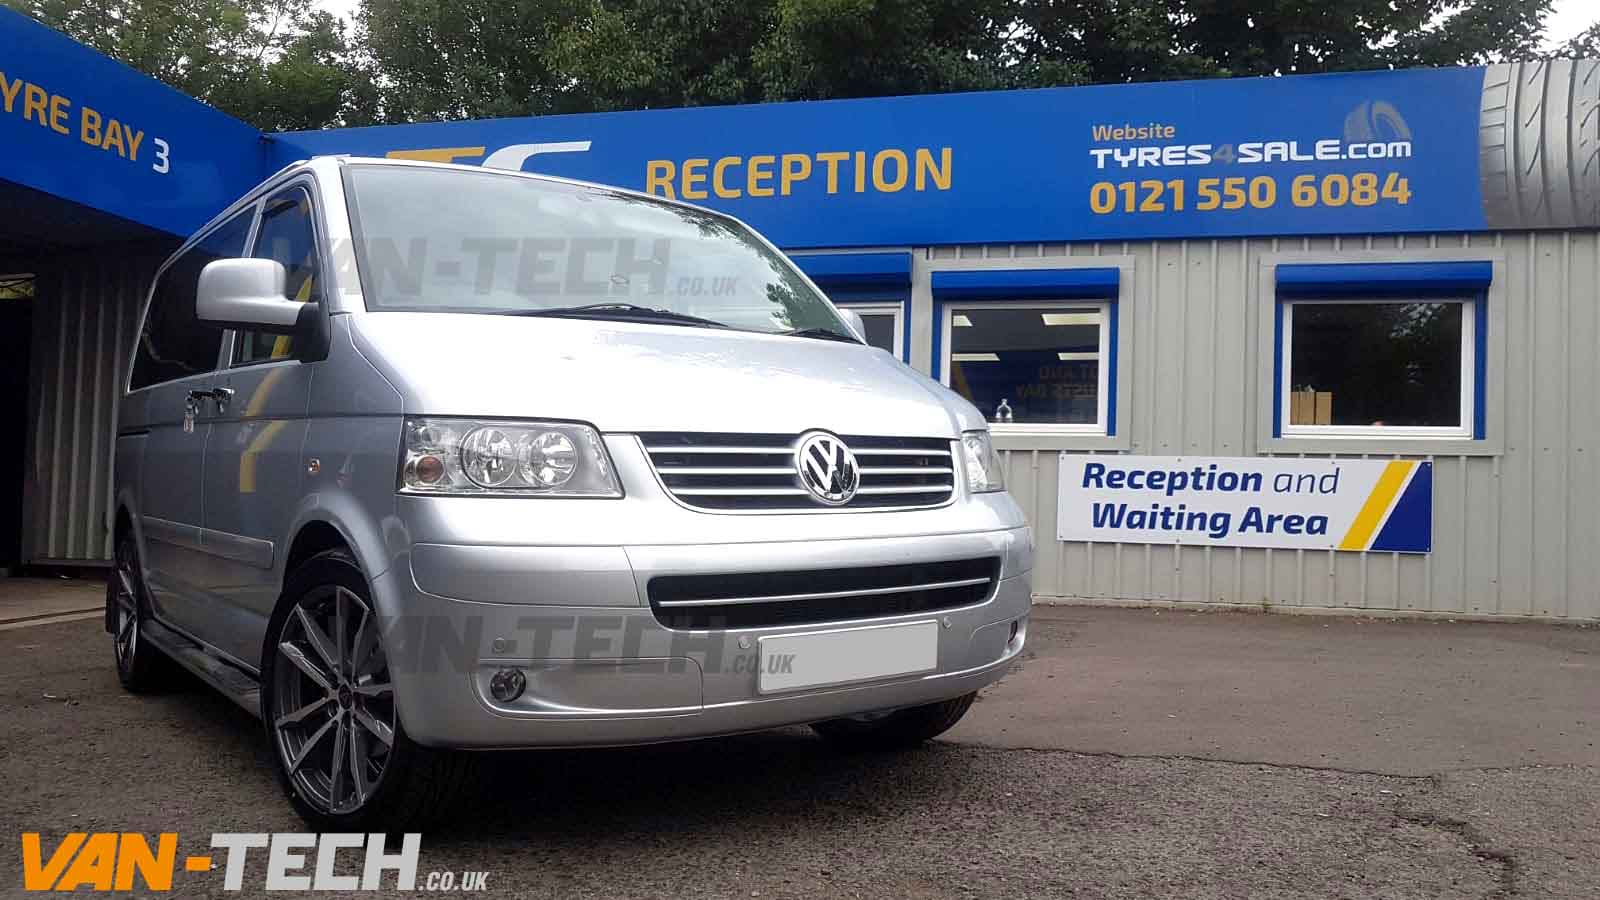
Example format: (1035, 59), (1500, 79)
(107, 503), (142, 633)
(260, 547), (475, 829)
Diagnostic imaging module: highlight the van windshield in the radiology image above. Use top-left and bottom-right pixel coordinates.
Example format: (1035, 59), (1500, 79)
(343, 164), (849, 336)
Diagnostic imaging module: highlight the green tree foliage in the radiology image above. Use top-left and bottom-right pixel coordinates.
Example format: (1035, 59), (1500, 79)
(4, 0), (372, 129)
(364, 0), (1573, 122)
(540, 0), (772, 112)
(534, 0), (1011, 111)
(1018, 0), (1556, 84)
(748, 0), (1019, 100)
(378, 0), (1019, 117)
(9, 0), (1595, 129)
(357, 0), (583, 120)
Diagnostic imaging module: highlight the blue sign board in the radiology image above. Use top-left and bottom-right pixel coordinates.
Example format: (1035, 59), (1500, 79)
(6, 9), (1587, 250)
(273, 66), (1501, 249)
(0, 7), (265, 237)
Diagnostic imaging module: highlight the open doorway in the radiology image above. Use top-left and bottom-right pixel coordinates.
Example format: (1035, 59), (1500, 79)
(0, 274), (34, 574)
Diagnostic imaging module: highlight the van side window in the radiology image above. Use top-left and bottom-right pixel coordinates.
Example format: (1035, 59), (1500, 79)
(129, 210), (254, 391)
(235, 187), (321, 366)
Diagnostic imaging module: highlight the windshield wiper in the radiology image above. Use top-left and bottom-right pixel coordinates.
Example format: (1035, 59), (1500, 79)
(779, 327), (862, 344)
(503, 303), (728, 328)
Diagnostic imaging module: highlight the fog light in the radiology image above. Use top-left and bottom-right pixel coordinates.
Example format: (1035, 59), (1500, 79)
(489, 667), (526, 702)
(1007, 617), (1027, 651)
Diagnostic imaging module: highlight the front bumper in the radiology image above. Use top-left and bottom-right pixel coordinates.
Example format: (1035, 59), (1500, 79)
(373, 433), (1032, 748)
(376, 528), (1033, 749)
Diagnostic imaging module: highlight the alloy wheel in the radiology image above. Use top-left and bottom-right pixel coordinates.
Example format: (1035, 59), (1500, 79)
(111, 544), (140, 669)
(271, 585), (396, 815)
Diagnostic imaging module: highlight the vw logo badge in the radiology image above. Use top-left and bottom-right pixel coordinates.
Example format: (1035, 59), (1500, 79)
(795, 431), (860, 506)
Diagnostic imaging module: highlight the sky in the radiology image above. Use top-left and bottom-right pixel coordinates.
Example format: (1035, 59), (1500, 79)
(1544, 0), (1596, 45)
(314, 0), (1595, 49)
(315, 0), (358, 22)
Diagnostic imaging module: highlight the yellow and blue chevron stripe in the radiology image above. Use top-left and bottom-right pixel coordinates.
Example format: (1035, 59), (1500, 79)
(1338, 460), (1433, 553)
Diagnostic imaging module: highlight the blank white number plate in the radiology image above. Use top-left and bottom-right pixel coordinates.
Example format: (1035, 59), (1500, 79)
(757, 620), (939, 694)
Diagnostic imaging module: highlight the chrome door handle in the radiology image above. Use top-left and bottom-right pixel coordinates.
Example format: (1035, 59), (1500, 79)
(186, 387), (235, 412)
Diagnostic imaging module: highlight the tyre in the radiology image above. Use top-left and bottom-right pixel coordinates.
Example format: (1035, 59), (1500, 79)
(1479, 60), (1600, 229)
(109, 532), (178, 692)
(261, 548), (476, 830)
(811, 692), (977, 751)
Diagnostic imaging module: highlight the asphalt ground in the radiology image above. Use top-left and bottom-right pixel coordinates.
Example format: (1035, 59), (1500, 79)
(1, 600), (1595, 899)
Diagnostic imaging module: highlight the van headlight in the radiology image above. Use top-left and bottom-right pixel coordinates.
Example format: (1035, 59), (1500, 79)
(399, 417), (621, 497)
(960, 430), (1005, 493)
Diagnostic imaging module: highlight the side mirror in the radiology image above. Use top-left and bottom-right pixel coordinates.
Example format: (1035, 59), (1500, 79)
(837, 308), (866, 341)
(196, 258), (313, 334)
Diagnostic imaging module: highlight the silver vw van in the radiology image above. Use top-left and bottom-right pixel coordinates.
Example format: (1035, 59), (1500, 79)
(109, 156), (1032, 828)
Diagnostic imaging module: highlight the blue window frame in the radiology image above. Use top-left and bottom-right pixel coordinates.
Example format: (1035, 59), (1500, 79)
(791, 252), (912, 361)
(932, 267), (1120, 435)
(1273, 261), (1491, 440)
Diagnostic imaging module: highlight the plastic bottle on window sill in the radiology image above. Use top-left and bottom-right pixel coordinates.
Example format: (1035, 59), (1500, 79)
(995, 398), (1014, 424)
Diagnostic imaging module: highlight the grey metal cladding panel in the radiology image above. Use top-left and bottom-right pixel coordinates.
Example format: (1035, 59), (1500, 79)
(984, 231), (1600, 620)
(1480, 60), (1600, 230)
(24, 253), (158, 563)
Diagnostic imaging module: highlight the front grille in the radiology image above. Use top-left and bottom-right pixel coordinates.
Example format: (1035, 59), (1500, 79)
(640, 432), (956, 511)
(648, 557), (1000, 629)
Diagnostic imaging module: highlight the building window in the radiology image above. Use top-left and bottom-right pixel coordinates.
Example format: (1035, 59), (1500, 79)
(1280, 297), (1476, 438)
(836, 300), (904, 358)
(789, 252), (913, 363)
(941, 301), (1111, 432)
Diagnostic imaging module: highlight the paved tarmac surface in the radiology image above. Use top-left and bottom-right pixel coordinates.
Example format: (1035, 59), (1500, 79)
(0, 578), (104, 631)
(1, 598), (1595, 899)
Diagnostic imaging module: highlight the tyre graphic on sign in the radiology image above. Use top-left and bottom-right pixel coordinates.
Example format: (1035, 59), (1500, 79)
(1478, 60), (1600, 229)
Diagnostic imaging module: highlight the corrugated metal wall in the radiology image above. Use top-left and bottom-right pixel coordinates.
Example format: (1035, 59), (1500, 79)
(23, 251), (161, 564)
(929, 231), (1600, 621)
